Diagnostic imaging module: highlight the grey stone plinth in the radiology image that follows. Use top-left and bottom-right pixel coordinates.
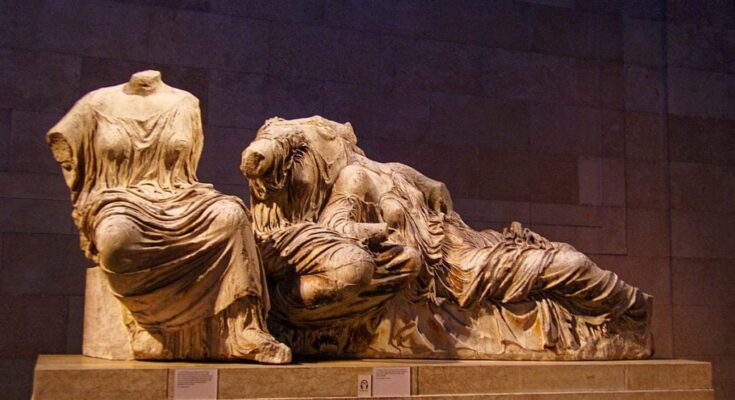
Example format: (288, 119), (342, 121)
(32, 355), (713, 399)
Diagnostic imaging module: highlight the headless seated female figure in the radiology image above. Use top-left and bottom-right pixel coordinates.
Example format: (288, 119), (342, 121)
(47, 70), (290, 363)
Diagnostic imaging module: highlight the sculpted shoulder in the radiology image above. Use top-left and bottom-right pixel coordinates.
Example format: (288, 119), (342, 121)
(333, 164), (374, 199)
(80, 85), (122, 110)
(169, 87), (199, 107)
(79, 84), (198, 118)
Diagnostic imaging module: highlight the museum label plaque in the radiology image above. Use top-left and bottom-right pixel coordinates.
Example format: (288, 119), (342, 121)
(372, 367), (410, 397)
(173, 369), (218, 399)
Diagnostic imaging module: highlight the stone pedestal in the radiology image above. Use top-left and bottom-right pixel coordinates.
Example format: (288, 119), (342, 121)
(32, 355), (714, 399)
(83, 267), (133, 360)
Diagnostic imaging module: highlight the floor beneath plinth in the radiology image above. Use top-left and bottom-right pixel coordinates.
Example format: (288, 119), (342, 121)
(32, 355), (714, 399)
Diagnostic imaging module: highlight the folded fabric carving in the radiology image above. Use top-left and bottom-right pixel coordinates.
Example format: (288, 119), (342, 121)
(241, 116), (654, 360)
(47, 70), (290, 363)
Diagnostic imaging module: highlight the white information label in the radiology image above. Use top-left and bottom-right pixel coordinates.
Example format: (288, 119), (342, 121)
(357, 373), (372, 397)
(372, 367), (411, 397)
(173, 368), (218, 400)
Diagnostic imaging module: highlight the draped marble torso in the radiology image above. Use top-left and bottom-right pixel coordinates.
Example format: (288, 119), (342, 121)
(47, 72), (290, 362)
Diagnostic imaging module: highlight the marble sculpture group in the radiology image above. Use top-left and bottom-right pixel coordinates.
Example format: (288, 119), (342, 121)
(46, 71), (653, 364)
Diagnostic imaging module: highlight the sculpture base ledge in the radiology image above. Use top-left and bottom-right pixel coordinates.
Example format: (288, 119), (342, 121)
(32, 355), (713, 399)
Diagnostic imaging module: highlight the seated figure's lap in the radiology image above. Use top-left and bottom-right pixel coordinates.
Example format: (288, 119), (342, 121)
(95, 215), (142, 273)
(286, 244), (375, 307)
(95, 194), (248, 273)
(283, 242), (423, 308)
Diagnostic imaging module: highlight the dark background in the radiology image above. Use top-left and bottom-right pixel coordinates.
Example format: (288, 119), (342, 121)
(1, 0), (733, 398)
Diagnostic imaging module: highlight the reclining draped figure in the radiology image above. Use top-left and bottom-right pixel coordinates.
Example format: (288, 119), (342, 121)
(46, 70), (291, 363)
(241, 116), (654, 360)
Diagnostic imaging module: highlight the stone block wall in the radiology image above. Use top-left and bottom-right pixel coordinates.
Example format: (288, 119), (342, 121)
(0, 0), (732, 398)
(664, 1), (735, 396)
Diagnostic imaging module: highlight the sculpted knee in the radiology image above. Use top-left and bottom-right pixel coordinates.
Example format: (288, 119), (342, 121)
(95, 216), (139, 272)
(210, 199), (248, 233)
(329, 246), (375, 290)
(287, 252), (375, 308)
(556, 249), (594, 275)
(333, 257), (375, 290)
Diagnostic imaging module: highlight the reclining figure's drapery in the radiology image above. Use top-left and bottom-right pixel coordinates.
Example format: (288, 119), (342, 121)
(242, 116), (653, 360)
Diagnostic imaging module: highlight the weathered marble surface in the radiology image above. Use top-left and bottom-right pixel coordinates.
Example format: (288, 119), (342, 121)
(242, 116), (654, 360)
(47, 71), (290, 363)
